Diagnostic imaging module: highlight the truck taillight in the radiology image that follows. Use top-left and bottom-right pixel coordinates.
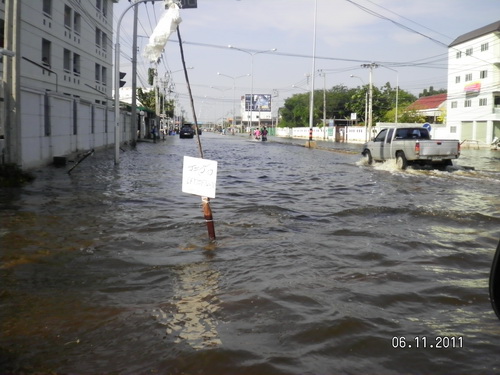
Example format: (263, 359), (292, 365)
(458, 141), (461, 156)
(415, 141), (420, 155)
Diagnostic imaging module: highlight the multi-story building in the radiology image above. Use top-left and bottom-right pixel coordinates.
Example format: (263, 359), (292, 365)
(1, 0), (134, 169)
(446, 20), (500, 147)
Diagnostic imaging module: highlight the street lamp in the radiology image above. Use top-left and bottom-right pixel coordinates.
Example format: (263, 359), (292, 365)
(217, 72), (250, 133)
(350, 74), (368, 141)
(227, 45), (277, 131)
(379, 65), (399, 124)
(210, 86), (231, 129)
(308, 0), (318, 143)
(114, 0), (164, 164)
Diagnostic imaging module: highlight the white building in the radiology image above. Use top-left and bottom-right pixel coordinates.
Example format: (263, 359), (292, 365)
(1, 0), (135, 169)
(446, 20), (500, 148)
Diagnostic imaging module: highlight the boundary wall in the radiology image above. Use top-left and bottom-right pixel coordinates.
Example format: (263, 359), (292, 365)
(3, 87), (132, 169)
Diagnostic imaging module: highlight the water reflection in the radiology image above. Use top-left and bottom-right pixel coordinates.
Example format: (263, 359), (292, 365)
(153, 260), (222, 350)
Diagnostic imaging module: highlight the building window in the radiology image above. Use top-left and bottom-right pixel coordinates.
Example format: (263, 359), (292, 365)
(64, 5), (72, 29)
(480, 70), (488, 79)
(74, 12), (81, 34)
(63, 49), (71, 72)
(102, 67), (107, 85)
(456, 51), (462, 59)
(73, 54), (80, 75)
(43, 0), (52, 16)
(455, 76), (460, 84)
(95, 28), (101, 47)
(451, 101), (457, 109)
(465, 73), (472, 82)
(479, 98), (487, 106)
(42, 39), (51, 66)
(450, 126), (457, 134)
(102, 0), (108, 17)
(95, 63), (101, 82)
(102, 32), (107, 51)
(481, 42), (489, 52)
(464, 99), (472, 108)
(465, 48), (473, 56)
(0, 19), (4, 49)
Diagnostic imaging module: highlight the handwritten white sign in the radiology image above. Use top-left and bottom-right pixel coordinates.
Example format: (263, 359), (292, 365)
(182, 156), (218, 198)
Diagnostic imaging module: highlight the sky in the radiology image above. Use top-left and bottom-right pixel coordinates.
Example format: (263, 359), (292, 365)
(113, 0), (500, 123)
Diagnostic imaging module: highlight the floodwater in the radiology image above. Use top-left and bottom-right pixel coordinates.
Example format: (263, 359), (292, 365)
(1, 133), (499, 374)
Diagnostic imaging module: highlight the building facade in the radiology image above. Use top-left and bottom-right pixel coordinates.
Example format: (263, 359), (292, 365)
(1, 0), (134, 169)
(446, 21), (500, 148)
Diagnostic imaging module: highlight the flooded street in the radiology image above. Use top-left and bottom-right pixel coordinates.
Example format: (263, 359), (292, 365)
(1, 133), (499, 374)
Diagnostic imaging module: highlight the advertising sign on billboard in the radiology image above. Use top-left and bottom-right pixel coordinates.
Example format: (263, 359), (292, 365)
(180, 0), (197, 8)
(245, 94), (272, 112)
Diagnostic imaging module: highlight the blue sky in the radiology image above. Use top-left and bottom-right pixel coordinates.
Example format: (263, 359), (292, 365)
(114, 0), (499, 123)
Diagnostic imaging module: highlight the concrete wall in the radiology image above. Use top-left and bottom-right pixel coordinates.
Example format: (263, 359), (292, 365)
(276, 123), (462, 144)
(17, 87), (131, 169)
(275, 126), (368, 143)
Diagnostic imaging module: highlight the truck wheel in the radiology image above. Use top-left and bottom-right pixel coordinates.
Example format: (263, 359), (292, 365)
(363, 150), (373, 165)
(396, 152), (408, 170)
(435, 159), (453, 170)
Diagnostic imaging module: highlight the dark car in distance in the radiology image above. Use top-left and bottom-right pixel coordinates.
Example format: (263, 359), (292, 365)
(179, 124), (194, 139)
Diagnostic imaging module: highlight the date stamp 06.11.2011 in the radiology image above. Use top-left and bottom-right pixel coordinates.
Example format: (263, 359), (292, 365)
(391, 336), (464, 349)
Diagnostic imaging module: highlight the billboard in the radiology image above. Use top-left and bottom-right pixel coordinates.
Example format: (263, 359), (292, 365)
(180, 0), (197, 8)
(245, 94), (272, 112)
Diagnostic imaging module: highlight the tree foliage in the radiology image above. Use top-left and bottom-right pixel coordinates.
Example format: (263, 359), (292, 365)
(136, 87), (174, 118)
(279, 82), (417, 127)
(419, 86), (447, 98)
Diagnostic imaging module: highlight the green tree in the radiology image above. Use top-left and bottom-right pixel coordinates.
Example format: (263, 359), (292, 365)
(136, 87), (174, 117)
(324, 85), (358, 122)
(280, 93), (310, 128)
(419, 86), (446, 98)
(280, 85), (358, 128)
(397, 109), (426, 123)
(137, 87), (156, 110)
(378, 82), (417, 122)
(280, 83), (417, 127)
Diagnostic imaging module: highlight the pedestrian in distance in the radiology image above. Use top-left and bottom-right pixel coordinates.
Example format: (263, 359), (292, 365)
(254, 128), (261, 140)
(151, 125), (157, 143)
(262, 126), (268, 142)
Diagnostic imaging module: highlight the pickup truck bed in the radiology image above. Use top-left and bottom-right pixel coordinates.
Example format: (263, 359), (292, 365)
(362, 127), (460, 169)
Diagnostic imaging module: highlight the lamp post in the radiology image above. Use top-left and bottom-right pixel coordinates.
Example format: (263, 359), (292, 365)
(308, 0), (318, 144)
(318, 69), (338, 140)
(114, 0), (163, 164)
(228, 45), (276, 132)
(380, 65), (399, 124)
(217, 72), (250, 133)
(210, 86), (231, 130)
(350, 74), (368, 141)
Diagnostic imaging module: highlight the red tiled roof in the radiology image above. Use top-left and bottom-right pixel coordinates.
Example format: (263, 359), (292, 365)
(407, 93), (447, 110)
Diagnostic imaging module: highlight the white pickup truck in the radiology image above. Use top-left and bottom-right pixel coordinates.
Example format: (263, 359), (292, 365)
(361, 127), (460, 169)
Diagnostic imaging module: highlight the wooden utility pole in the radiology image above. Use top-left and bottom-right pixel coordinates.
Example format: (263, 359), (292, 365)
(3, 0), (21, 165)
